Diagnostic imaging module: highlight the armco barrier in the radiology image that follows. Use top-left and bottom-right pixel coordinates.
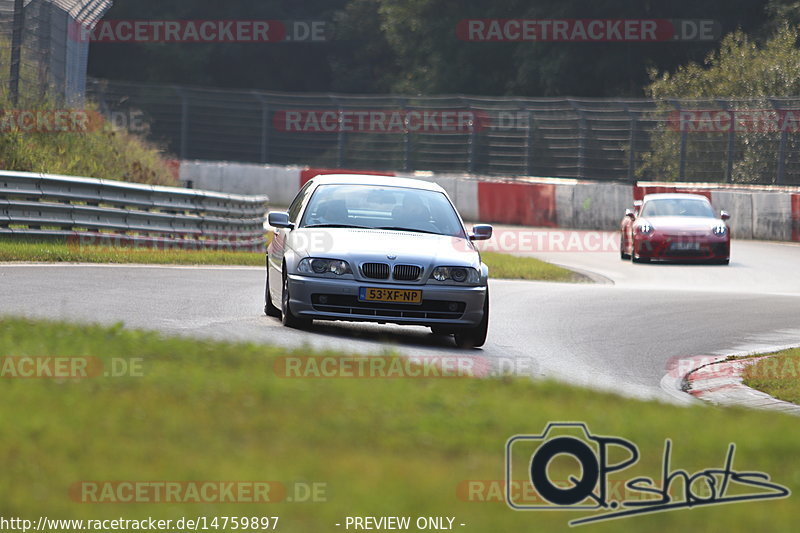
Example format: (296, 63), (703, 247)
(0, 170), (269, 250)
(477, 181), (557, 228)
(176, 160), (800, 242)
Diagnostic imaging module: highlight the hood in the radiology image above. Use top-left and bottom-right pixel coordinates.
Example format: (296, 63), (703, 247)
(288, 228), (480, 268)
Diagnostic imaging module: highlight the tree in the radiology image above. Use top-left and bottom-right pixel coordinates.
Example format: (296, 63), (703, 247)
(639, 25), (800, 183)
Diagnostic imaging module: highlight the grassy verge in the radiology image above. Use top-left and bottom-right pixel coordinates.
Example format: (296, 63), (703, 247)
(741, 348), (800, 404)
(480, 251), (585, 282)
(0, 238), (265, 266)
(0, 317), (798, 532)
(0, 71), (176, 185)
(0, 240), (582, 281)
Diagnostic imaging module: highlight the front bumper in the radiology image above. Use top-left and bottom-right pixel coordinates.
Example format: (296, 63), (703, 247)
(634, 235), (729, 261)
(286, 274), (487, 327)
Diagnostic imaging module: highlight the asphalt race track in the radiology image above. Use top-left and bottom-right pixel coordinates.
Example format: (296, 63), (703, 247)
(2, 230), (800, 404)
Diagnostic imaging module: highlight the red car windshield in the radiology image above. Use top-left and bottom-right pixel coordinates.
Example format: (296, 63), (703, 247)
(640, 199), (716, 218)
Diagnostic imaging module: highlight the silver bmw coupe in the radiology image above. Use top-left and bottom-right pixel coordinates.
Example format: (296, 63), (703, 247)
(264, 174), (493, 348)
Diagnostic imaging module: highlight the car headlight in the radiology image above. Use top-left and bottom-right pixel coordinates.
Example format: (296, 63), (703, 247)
(297, 258), (352, 276)
(712, 224), (727, 236)
(431, 266), (480, 284)
(637, 223), (653, 235)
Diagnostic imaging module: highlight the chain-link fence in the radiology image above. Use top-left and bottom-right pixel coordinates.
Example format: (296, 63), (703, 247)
(0, 0), (111, 104)
(87, 78), (800, 186)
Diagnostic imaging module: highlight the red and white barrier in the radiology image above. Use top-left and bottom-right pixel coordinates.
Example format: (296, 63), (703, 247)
(176, 160), (800, 243)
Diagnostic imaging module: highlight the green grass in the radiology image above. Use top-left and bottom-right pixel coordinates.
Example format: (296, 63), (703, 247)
(0, 238), (265, 266)
(742, 348), (800, 404)
(0, 240), (583, 282)
(480, 251), (584, 282)
(0, 317), (798, 532)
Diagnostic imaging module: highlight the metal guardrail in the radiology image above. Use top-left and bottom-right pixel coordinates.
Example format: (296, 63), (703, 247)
(0, 170), (269, 250)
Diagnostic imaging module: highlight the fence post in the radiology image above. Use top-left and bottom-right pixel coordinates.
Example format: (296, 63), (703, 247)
(468, 103), (477, 173)
(717, 99), (735, 183)
(174, 87), (189, 159)
(771, 99), (787, 185)
(671, 100), (687, 179)
(403, 99), (411, 172)
(624, 104), (636, 183)
(9, 0), (25, 105)
(336, 105), (346, 168)
(776, 130), (788, 185)
(573, 101), (587, 180)
(253, 92), (270, 164)
(525, 109), (535, 176)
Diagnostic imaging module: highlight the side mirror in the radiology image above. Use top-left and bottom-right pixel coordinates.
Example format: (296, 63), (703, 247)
(720, 210), (731, 221)
(625, 209), (636, 219)
(469, 224), (493, 241)
(268, 211), (294, 229)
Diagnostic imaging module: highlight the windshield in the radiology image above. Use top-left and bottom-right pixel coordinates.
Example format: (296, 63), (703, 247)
(640, 198), (716, 218)
(300, 184), (465, 237)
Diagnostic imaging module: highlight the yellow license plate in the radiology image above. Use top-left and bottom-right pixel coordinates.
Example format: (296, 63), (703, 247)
(359, 287), (422, 304)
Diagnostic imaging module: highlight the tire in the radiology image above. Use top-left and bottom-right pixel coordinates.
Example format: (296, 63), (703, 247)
(454, 290), (489, 349)
(632, 254), (650, 263)
(264, 260), (281, 317)
(281, 268), (311, 329)
(620, 234), (631, 260)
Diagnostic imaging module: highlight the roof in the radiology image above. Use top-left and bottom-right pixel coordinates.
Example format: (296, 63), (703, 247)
(642, 193), (711, 201)
(307, 174), (446, 193)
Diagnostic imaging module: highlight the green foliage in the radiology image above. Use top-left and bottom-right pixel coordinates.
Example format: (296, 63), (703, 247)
(90, 0), (776, 97)
(639, 25), (800, 182)
(0, 35), (176, 185)
(646, 26), (800, 98)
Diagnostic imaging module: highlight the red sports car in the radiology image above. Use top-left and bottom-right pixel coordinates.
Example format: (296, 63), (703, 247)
(620, 193), (730, 264)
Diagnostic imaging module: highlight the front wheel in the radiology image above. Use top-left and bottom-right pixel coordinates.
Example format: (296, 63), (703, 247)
(620, 234), (631, 260)
(264, 261), (281, 317)
(281, 269), (312, 329)
(454, 291), (489, 348)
